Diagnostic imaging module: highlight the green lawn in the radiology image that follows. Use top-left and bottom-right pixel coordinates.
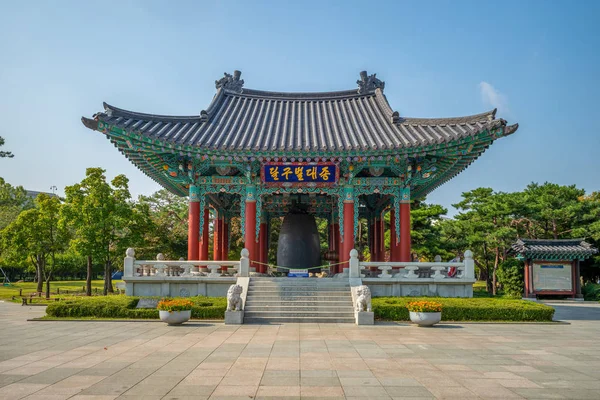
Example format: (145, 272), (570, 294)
(0, 280), (122, 300)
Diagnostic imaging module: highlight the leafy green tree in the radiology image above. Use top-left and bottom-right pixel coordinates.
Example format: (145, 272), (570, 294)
(136, 189), (187, 259)
(410, 201), (454, 261)
(517, 183), (586, 239)
(0, 177), (32, 230)
(0, 136), (13, 158)
(1, 194), (66, 296)
(496, 258), (524, 298)
(62, 168), (135, 295)
(449, 188), (519, 294)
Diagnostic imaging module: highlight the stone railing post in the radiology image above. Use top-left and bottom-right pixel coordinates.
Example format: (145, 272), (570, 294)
(124, 248), (135, 277)
(349, 249), (360, 278)
(464, 250), (475, 279)
(239, 248), (250, 277)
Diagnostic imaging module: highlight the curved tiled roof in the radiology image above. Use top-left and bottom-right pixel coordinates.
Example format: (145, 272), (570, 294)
(512, 239), (598, 261)
(82, 72), (517, 154)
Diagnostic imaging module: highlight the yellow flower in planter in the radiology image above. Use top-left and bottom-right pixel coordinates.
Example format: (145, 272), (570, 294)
(157, 299), (194, 313)
(406, 301), (442, 313)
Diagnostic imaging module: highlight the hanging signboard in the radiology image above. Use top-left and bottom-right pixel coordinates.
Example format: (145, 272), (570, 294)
(532, 263), (572, 291)
(261, 162), (338, 186)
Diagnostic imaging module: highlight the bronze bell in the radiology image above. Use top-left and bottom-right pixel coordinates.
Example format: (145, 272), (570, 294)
(277, 212), (321, 270)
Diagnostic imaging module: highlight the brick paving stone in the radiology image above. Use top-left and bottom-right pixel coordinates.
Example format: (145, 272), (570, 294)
(1, 300), (600, 400)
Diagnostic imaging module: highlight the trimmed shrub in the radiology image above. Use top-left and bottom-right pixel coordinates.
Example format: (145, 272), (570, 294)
(46, 296), (226, 319)
(372, 297), (554, 322)
(497, 259), (525, 298)
(582, 283), (600, 301)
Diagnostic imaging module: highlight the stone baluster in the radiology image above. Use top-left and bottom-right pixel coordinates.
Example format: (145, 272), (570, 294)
(464, 250), (475, 279)
(377, 265), (393, 279)
(349, 249), (360, 278)
(239, 249), (250, 277)
(180, 263), (192, 277)
(431, 266), (445, 279)
(403, 266), (419, 279)
(154, 254), (166, 277)
(207, 265), (221, 277)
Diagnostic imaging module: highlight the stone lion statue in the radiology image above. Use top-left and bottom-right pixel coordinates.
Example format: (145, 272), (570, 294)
(355, 285), (372, 312)
(227, 284), (244, 311)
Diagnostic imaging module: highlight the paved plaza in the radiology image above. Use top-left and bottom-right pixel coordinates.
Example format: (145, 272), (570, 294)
(0, 301), (599, 400)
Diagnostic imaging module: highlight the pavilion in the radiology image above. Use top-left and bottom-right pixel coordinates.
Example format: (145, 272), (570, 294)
(82, 71), (518, 273)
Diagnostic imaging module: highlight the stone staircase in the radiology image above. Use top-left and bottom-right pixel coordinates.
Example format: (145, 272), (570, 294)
(244, 278), (355, 323)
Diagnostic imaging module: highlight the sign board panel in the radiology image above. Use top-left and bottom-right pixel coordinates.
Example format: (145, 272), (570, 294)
(288, 269), (309, 278)
(533, 263), (572, 291)
(262, 163), (337, 186)
(136, 298), (159, 309)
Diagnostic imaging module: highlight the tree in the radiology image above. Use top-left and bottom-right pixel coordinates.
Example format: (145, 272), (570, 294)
(448, 188), (519, 294)
(410, 201), (454, 261)
(63, 168), (135, 295)
(1, 194), (66, 296)
(517, 182), (586, 239)
(0, 136), (13, 158)
(136, 189), (187, 259)
(0, 177), (32, 230)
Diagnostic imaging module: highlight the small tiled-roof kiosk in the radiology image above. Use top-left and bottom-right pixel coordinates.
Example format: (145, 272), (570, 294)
(82, 71), (518, 272)
(512, 239), (598, 299)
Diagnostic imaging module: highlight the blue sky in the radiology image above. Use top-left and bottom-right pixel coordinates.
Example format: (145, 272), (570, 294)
(1, 0), (598, 214)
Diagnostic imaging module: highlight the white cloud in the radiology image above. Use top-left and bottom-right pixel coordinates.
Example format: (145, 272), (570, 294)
(479, 81), (509, 115)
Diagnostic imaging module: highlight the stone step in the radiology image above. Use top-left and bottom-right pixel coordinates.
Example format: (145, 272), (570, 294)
(243, 277), (355, 324)
(245, 316), (355, 324)
(247, 292), (352, 301)
(245, 300), (352, 306)
(250, 278), (348, 285)
(244, 311), (355, 318)
(245, 306), (353, 312)
(248, 288), (350, 296)
(248, 283), (349, 288)
(246, 296), (352, 303)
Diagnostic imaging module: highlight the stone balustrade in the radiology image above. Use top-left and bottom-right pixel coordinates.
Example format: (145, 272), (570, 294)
(349, 250), (474, 281)
(348, 249), (476, 297)
(121, 248), (250, 297)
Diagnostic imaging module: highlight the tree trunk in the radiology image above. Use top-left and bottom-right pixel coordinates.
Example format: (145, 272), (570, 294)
(552, 220), (558, 240)
(492, 247), (500, 296)
(36, 255), (43, 293)
(86, 255), (92, 296)
(107, 260), (114, 293)
(45, 273), (52, 299)
(483, 244), (492, 294)
(103, 261), (114, 295)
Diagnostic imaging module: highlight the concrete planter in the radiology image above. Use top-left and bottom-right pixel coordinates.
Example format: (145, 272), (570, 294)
(409, 311), (441, 327)
(159, 310), (191, 325)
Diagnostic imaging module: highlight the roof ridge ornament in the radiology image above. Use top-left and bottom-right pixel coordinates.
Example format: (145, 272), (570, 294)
(215, 70), (244, 94)
(357, 71), (385, 94)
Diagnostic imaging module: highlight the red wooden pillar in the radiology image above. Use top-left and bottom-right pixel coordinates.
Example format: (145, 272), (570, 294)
(341, 194), (355, 266)
(244, 190), (257, 266)
(399, 201), (411, 262)
(333, 223), (340, 273)
(187, 185), (200, 260)
(259, 221), (267, 273)
(199, 208), (209, 260)
(221, 219), (229, 261)
(213, 210), (220, 260)
(390, 209), (400, 262)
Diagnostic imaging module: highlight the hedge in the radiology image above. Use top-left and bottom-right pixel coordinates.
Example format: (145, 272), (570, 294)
(45, 296), (226, 319)
(373, 297), (555, 322)
(582, 283), (600, 301)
